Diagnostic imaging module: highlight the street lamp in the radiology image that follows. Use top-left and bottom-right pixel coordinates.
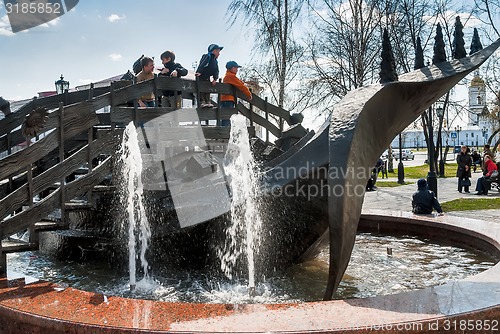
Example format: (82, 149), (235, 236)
(436, 106), (445, 177)
(54, 75), (69, 95)
(397, 133), (404, 184)
(455, 126), (462, 146)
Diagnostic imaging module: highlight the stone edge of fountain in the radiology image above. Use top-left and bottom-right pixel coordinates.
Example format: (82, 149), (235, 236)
(0, 211), (499, 333)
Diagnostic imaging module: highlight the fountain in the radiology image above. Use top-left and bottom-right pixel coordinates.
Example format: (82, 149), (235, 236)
(0, 40), (499, 333)
(117, 122), (151, 290)
(219, 114), (263, 295)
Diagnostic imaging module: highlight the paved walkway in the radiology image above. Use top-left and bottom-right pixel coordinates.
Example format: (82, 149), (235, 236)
(363, 175), (500, 221)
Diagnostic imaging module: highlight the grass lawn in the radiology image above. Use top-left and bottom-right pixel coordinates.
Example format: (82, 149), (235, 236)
(376, 181), (412, 187)
(441, 197), (500, 211)
(386, 163), (459, 179)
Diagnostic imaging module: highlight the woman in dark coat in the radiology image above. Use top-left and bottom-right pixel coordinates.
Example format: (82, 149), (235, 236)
(456, 145), (472, 193)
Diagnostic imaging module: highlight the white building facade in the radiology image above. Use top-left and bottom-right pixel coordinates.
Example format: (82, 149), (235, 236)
(391, 72), (498, 151)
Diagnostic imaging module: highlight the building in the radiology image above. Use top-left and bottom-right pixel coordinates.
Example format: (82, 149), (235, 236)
(390, 71), (498, 151)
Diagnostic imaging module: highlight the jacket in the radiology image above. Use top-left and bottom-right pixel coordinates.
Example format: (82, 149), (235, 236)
(412, 187), (442, 214)
(484, 158), (498, 177)
(158, 61), (188, 96)
(196, 53), (219, 81)
(220, 70), (252, 103)
(456, 152), (472, 178)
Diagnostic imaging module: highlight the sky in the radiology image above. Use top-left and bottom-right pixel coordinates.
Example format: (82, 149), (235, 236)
(0, 0), (498, 131)
(0, 0), (254, 101)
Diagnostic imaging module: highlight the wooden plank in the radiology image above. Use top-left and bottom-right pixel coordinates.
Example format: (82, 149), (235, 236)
(0, 130), (60, 180)
(33, 221), (65, 231)
(110, 107), (238, 124)
(1, 157), (112, 238)
(0, 131), (117, 220)
(237, 102), (282, 138)
(0, 87), (110, 135)
(203, 127), (231, 140)
(246, 94), (291, 124)
(0, 98), (105, 181)
(1, 240), (37, 253)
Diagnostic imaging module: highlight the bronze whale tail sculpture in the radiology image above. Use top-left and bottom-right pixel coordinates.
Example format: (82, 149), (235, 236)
(324, 38), (500, 299)
(261, 38), (499, 300)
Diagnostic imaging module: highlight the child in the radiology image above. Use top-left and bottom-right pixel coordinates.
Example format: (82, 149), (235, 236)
(136, 56), (156, 108)
(220, 60), (252, 126)
(412, 178), (443, 214)
(158, 50), (188, 108)
(195, 44), (223, 108)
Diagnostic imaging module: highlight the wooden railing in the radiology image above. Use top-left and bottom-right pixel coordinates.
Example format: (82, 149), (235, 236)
(0, 76), (298, 274)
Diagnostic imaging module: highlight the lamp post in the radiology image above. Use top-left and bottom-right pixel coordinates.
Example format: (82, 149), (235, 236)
(455, 126), (462, 146)
(397, 133), (404, 184)
(427, 106), (437, 197)
(54, 75), (69, 95)
(436, 106), (445, 177)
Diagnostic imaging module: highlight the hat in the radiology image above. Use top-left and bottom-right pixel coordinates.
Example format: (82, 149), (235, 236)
(208, 44), (223, 53)
(417, 178), (427, 188)
(225, 60), (241, 69)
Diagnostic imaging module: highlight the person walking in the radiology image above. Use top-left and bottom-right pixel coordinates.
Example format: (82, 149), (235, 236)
(456, 145), (472, 193)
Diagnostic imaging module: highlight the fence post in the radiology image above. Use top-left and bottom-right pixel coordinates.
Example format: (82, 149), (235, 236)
(26, 137), (33, 207)
(87, 83), (94, 205)
(279, 104), (283, 137)
(58, 102), (66, 226)
(195, 77), (201, 109)
(248, 89), (254, 128)
(265, 97), (269, 143)
(0, 230), (5, 276)
(110, 81), (116, 131)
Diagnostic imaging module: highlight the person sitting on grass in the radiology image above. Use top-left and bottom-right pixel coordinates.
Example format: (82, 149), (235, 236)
(412, 178), (443, 215)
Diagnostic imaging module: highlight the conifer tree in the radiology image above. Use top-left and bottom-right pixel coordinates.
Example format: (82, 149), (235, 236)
(379, 28), (398, 83)
(470, 28), (483, 55)
(432, 23), (447, 64)
(452, 16), (467, 59)
(414, 36), (425, 70)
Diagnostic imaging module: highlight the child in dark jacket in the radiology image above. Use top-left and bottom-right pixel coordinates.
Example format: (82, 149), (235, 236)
(158, 50), (188, 108)
(412, 178), (443, 215)
(195, 44), (223, 108)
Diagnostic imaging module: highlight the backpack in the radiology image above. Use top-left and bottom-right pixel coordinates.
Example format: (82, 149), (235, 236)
(133, 55), (144, 74)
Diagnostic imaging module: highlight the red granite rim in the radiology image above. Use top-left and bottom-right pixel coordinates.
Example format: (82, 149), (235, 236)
(1, 212), (499, 333)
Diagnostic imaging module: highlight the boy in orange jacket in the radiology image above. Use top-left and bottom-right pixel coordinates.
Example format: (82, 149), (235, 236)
(220, 61), (252, 126)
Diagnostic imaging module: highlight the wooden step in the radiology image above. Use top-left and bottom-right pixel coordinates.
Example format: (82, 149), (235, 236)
(92, 185), (117, 193)
(1, 239), (37, 253)
(33, 221), (65, 232)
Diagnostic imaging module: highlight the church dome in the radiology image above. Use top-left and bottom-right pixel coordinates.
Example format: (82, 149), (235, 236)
(470, 75), (485, 87)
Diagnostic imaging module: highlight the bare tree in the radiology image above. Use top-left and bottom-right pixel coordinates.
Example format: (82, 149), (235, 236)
(227, 0), (305, 114)
(304, 0), (387, 112)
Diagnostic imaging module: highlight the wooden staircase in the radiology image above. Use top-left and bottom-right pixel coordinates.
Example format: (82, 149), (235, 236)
(0, 76), (307, 275)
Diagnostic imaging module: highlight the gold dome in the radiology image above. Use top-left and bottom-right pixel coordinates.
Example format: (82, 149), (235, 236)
(470, 75), (485, 87)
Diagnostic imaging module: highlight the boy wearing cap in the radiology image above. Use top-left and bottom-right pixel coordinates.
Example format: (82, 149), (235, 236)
(411, 178), (443, 215)
(195, 44), (223, 108)
(220, 60), (252, 126)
